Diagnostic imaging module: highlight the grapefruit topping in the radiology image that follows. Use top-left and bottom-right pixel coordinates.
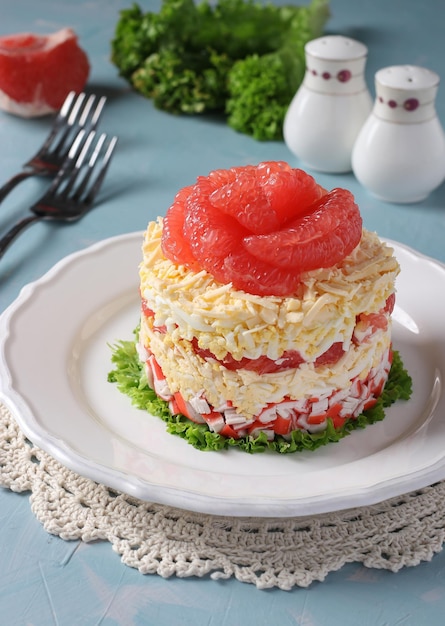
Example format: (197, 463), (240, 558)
(243, 188), (362, 272)
(161, 162), (363, 296)
(0, 28), (90, 116)
(209, 171), (279, 235)
(161, 186), (201, 270)
(222, 247), (303, 297)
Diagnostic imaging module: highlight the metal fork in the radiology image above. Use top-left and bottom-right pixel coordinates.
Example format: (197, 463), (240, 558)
(0, 91), (107, 203)
(0, 130), (118, 259)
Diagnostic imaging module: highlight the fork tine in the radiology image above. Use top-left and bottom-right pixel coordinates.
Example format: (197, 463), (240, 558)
(49, 93), (86, 153)
(44, 129), (90, 195)
(66, 133), (118, 205)
(66, 92), (87, 126)
(58, 131), (98, 198)
(78, 94), (107, 129)
(50, 93), (107, 157)
(43, 130), (117, 208)
(69, 132), (107, 199)
(52, 91), (78, 131)
(82, 135), (118, 205)
(59, 90), (77, 118)
(36, 91), (78, 154)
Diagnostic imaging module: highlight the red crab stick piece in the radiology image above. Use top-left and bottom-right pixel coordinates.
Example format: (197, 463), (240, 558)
(173, 392), (206, 424)
(148, 355), (172, 401)
(203, 411), (225, 433)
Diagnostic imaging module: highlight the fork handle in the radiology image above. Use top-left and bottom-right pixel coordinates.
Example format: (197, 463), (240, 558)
(0, 214), (42, 259)
(0, 170), (43, 204)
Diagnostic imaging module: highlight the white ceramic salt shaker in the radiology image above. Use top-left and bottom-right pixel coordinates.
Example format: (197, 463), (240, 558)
(352, 65), (445, 203)
(283, 35), (372, 173)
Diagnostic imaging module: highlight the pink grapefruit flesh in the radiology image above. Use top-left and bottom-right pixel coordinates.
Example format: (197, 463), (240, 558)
(0, 28), (90, 117)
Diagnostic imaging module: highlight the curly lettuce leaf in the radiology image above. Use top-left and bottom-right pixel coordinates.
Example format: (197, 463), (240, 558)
(108, 337), (413, 454)
(226, 52), (294, 140)
(226, 0), (330, 139)
(110, 0), (330, 140)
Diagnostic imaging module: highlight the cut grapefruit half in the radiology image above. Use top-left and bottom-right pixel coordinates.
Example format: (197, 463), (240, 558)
(0, 28), (90, 117)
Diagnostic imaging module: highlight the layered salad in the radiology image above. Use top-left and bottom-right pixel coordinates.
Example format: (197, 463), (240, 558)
(109, 161), (411, 453)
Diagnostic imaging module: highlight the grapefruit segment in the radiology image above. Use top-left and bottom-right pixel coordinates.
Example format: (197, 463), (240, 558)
(223, 247), (303, 296)
(182, 185), (248, 280)
(0, 28), (89, 117)
(161, 186), (201, 270)
(256, 162), (326, 225)
(243, 189), (362, 272)
(209, 171), (279, 234)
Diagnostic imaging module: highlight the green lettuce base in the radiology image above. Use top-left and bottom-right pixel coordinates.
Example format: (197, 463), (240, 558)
(107, 332), (412, 454)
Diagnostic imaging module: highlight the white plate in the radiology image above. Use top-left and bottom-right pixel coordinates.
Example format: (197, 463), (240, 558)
(1, 232), (444, 518)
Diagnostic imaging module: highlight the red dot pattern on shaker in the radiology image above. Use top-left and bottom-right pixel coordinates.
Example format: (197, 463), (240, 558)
(404, 98), (419, 111)
(307, 68), (353, 83)
(337, 69), (351, 82)
(379, 97), (421, 111)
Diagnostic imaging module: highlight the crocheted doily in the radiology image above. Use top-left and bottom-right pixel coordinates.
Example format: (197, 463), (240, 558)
(1, 402), (444, 590)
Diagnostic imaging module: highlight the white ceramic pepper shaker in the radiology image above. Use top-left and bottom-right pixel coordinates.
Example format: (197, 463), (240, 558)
(352, 65), (445, 203)
(283, 35), (372, 173)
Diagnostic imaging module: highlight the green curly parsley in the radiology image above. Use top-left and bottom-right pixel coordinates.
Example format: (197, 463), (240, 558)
(107, 333), (412, 454)
(111, 0), (330, 140)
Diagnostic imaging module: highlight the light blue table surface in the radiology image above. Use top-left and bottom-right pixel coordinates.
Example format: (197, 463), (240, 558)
(1, 0), (445, 624)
